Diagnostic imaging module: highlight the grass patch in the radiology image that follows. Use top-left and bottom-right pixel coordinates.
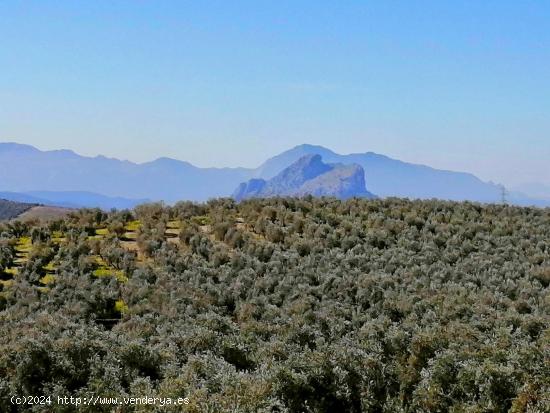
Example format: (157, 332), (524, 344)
(167, 220), (181, 229)
(191, 216), (210, 226)
(124, 220), (141, 232)
(115, 299), (129, 314)
(15, 237), (32, 253)
(92, 267), (112, 277)
(52, 231), (66, 243)
(93, 267), (128, 282)
(95, 228), (109, 236)
(93, 256), (107, 266)
(43, 262), (57, 272)
(0, 279), (14, 288)
(122, 232), (137, 241)
(40, 274), (56, 285)
(4, 268), (18, 276)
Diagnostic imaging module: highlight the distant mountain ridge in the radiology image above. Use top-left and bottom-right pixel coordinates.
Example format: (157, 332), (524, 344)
(1, 142), (548, 207)
(254, 144), (500, 202)
(256, 144), (549, 207)
(0, 142), (250, 203)
(233, 154), (375, 200)
(0, 191), (148, 210)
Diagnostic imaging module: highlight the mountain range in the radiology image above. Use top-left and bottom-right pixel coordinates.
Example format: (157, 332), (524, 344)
(1, 142), (549, 208)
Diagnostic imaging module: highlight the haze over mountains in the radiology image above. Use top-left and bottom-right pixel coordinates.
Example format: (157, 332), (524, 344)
(512, 182), (550, 202)
(1, 142), (548, 208)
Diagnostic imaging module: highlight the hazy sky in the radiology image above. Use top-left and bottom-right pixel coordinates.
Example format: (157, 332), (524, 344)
(1, 1), (549, 187)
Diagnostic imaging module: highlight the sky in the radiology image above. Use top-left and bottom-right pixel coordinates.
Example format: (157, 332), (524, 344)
(1, 1), (549, 187)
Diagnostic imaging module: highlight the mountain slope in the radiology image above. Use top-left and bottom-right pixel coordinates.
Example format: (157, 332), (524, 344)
(252, 144), (336, 179)
(257, 154), (333, 197)
(296, 163), (372, 198)
(233, 155), (375, 201)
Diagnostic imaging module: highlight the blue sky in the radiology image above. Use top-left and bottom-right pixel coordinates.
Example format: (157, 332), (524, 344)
(1, 1), (549, 187)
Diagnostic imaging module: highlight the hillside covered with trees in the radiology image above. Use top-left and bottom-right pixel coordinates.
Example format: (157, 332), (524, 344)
(0, 197), (548, 412)
(0, 199), (35, 221)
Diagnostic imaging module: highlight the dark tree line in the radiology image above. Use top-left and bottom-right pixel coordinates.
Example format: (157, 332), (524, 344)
(0, 200), (35, 221)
